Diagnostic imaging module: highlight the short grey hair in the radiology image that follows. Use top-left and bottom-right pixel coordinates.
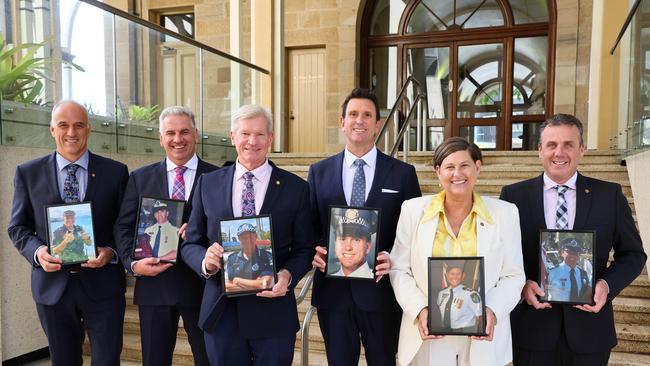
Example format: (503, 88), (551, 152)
(159, 106), (197, 134)
(539, 113), (584, 146)
(50, 100), (89, 126)
(231, 104), (273, 133)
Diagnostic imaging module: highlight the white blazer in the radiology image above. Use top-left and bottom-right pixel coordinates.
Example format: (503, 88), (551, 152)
(389, 195), (525, 366)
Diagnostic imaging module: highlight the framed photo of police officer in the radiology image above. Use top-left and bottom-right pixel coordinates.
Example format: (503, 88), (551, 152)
(325, 206), (380, 281)
(427, 257), (486, 336)
(45, 202), (97, 265)
(538, 230), (595, 305)
(132, 196), (185, 263)
(219, 215), (276, 297)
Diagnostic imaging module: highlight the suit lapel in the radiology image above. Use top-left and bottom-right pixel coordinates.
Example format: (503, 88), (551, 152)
(189, 159), (210, 203)
(260, 162), (281, 214)
(46, 153), (63, 203)
(84, 152), (98, 202)
(155, 160), (170, 198)
(366, 151), (390, 206)
(530, 174), (547, 230)
(331, 152), (346, 204)
(223, 164), (236, 218)
(574, 173), (591, 229)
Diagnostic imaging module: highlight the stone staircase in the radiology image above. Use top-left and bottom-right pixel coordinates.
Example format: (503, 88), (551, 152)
(85, 150), (647, 365)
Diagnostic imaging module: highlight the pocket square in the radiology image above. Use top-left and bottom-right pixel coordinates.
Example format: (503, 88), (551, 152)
(381, 188), (399, 193)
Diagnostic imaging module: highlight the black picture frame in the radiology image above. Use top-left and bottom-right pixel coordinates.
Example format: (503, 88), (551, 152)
(131, 196), (185, 264)
(45, 202), (97, 265)
(219, 215), (276, 297)
(538, 229), (596, 305)
(325, 206), (381, 281)
(427, 256), (487, 336)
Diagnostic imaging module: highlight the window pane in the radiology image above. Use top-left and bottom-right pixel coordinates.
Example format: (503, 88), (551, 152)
(459, 125), (497, 149)
(512, 122), (541, 150)
(161, 13), (194, 41)
(513, 36), (547, 115)
(369, 47), (399, 112)
(407, 2), (447, 33)
(406, 47), (450, 120)
(457, 43), (503, 118)
(459, 0), (504, 29)
(510, 0), (549, 24)
(370, 0), (406, 35)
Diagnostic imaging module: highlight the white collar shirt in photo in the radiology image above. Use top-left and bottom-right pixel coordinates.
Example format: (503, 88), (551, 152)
(543, 172), (578, 230)
(334, 261), (373, 279)
(165, 154), (198, 200)
(342, 146), (377, 206)
(232, 159), (272, 216)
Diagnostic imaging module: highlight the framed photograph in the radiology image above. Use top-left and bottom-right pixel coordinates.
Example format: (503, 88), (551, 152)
(132, 196), (185, 263)
(427, 257), (486, 336)
(46, 202), (97, 265)
(325, 206), (380, 280)
(538, 229), (596, 305)
(219, 215), (276, 297)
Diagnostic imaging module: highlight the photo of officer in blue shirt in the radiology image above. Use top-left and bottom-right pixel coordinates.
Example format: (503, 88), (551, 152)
(224, 223), (274, 293)
(546, 237), (593, 303)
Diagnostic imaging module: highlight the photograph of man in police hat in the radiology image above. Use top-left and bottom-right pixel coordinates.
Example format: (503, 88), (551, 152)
(223, 222), (275, 294)
(141, 200), (181, 262)
(545, 236), (593, 303)
(50, 207), (95, 264)
(327, 207), (379, 279)
(434, 260), (483, 334)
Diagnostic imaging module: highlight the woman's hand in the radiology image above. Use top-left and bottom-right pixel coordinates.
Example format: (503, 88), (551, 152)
(417, 307), (445, 340)
(471, 307), (496, 341)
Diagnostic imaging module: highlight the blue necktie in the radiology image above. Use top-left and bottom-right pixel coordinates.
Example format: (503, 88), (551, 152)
(555, 185), (569, 230)
(152, 225), (161, 256)
(350, 159), (366, 206)
(241, 172), (256, 216)
(63, 164), (80, 203)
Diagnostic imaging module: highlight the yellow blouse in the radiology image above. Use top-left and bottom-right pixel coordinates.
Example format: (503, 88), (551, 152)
(420, 191), (494, 257)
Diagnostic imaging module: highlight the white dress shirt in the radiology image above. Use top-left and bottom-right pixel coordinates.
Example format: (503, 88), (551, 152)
(543, 172), (578, 229)
(342, 146), (377, 205)
(165, 154), (198, 200)
(231, 159), (272, 216)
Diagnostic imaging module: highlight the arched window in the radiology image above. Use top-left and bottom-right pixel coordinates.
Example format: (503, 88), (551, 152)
(361, 0), (555, 150)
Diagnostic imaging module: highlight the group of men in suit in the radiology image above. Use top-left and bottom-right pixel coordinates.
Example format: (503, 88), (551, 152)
(7, 90), (646, 366)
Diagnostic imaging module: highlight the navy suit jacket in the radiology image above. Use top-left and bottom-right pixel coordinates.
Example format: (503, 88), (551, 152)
(500, 173), (646, 353)
(114, 158), (218, 306)
(181, 161), (316, 337)
(308, 150), (421, 312)
(8, 151), (128, 306)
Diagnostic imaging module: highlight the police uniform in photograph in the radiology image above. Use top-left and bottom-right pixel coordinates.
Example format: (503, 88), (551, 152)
(437, 285), (482, 332)
(331, 208), (376, 279)
(225, 223), (274, 281)
(143, 201), (180, 257)
(546, 239), (591, 302)
(51, 211), (92, 263)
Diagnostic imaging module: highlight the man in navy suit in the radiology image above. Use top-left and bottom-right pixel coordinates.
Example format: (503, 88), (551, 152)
(8, 101), (128, 366)
(181, 104), (315, 366)
(500, 114), (646, 366)
(115, 106), (216, 366)
(309, 88), (421, 365)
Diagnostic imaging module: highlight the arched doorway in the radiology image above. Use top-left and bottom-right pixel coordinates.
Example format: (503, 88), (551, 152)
(360, 0), (556, 150)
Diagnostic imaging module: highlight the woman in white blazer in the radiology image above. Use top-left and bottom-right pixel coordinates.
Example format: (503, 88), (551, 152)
(390, 137), (525, 366)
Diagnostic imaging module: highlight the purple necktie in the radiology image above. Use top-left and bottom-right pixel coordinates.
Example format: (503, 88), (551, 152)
(241, 172), (256, 216)
(63, 164), (80, 203)
(172, 166), (187, 200)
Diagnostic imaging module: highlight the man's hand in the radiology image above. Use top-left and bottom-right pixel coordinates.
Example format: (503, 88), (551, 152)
(375, 251), (391, 282)
(522, 280), (552, 309)
(36, 246), (62, 272)
(257, 270), (291, 298)
(471, 307), (496, 341)
(133, 257), (173, 276)
(312, 246), (327, 272)
(574, 280), (608, 313)
(417, 307), (444, 340)
(179, 223), (188, 241)
(52, 233), (73, 254)
(204, 242), (224, 274)
(82, 247), (114, 268)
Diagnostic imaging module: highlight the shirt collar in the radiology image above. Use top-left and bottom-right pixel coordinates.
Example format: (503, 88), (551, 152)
(235, 159), (272, 182)
(166, 154), (198, 172)
(56, 150), (89, 172)
(543, 172), (578, 191)
(421, 191), (494, 225)
(343, 146), (377, 169)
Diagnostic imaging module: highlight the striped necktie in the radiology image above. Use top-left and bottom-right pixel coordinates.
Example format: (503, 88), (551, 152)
(172, 166), (187, 200)
(555, 185), (569, 230)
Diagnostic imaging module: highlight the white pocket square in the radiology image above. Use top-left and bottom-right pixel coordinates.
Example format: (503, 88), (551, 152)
(381, 188), (399, 193)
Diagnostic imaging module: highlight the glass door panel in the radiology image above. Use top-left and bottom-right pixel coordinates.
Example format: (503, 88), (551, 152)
(457, 43), (504, 119)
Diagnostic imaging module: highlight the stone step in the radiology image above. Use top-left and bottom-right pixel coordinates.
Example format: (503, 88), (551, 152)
(620, 275), (650, 299)
(292, 349), (368, 366)
(120, 333), (196, 365)
(609, 351), (650, 366)
(613, 297), (650, 326)
(614, 324), (650, 355)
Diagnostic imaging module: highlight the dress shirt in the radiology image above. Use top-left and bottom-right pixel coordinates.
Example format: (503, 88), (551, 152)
(56, 150), (89, 202)
(342, 146), (377, 206)
(165, 154), (198, 200)
(231, 159), (272, 216)
(333, 261), (373, 278)
(543, 172), (577, 230)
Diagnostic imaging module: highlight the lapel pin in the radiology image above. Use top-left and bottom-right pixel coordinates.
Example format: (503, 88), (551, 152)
(480, 222), (485, 227)
(276, 180), (280, 185)
(585, 189), (590, 194)
(91, 173), (96, 177)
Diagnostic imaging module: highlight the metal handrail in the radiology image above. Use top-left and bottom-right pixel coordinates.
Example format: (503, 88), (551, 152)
(375, 76), (424, 147)
(390, 94), (428, 160)
(296, 269), (316, 366)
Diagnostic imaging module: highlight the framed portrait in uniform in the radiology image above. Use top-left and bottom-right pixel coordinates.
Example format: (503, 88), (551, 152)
(538, 229), (596, 305)
(46, 202), (97, 265)
(219, 215), (276, 297)
(427, 257), (486, 336)
(325, 206), (381, 281)
(131, 196), (185, 263)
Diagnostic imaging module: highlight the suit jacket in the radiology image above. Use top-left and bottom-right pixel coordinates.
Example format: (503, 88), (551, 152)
(308, 150), (421, 312)
(181, 161), (316, 337)
(500, 173), (647, 353)
(389, 195), (525, 366)
(8, 151), (128, 306)
(114, 158), (218, 306)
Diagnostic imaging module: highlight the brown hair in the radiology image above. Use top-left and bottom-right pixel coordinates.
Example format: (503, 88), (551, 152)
(433, 137), (483, 168)
(341, 88), (380, 121)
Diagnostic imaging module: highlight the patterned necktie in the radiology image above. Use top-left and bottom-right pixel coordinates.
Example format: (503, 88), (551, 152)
(555, 185), (569, 230)
(172, 166), (187, 200)
(63, 164), (80, 203)
(350, 159), (366, 206)
(241, 172), (256, 216)
(570, 267), (579, 299)
(152, 225), (161, 256)
(444, 288), (454, 328)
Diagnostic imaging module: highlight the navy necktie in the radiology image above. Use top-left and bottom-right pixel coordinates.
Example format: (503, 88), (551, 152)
(444, 288), (454, 328)
(570, 267), (579, 299)
(152, 225), (161, 256)
(350, 159), (366, 206)
(63, 164), (80, 203)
